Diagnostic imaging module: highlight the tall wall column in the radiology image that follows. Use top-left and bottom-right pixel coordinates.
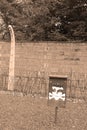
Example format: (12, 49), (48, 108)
(8, 25), (15, 91)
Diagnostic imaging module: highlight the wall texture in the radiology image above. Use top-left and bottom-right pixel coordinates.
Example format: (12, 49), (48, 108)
(0, 42), (87, 76)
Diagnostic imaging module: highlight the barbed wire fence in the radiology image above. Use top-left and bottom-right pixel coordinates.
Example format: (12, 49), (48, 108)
(0, 71), (87, 103)
(0, 71), (48, 97)
(67, 71), (87, 104)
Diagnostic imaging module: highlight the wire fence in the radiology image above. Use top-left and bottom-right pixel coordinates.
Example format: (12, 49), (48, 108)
(0, 73), (48, 97)
(67, 79), (87, 102)
(0, 71), (87, 102)
(67, 71), (87, 102)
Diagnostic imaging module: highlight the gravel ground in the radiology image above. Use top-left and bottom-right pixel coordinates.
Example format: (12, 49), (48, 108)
(0, 93), (87, 130)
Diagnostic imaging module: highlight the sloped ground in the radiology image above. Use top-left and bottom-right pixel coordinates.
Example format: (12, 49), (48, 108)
(0, 94), (87, 130)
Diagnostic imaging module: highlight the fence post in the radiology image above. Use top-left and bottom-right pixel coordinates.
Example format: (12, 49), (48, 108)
(8, 25), (15, 91)
(54, 106), (58, 124)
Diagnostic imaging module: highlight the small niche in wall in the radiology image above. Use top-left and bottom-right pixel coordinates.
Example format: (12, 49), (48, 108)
(74, 48), (80, 52)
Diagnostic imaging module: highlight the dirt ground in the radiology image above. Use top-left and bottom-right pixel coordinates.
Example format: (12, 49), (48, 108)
(0, 93), (87, 130)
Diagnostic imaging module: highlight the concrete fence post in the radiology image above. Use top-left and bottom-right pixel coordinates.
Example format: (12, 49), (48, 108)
(8, 25), (15, 91)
